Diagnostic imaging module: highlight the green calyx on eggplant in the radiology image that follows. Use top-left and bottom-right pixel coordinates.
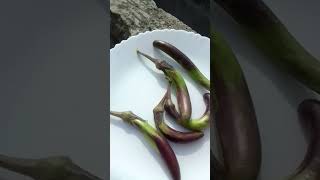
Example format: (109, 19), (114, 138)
(137, 50), (210, 131)
(110, 111), (181, 180)
(137, 50), (192, 123)
(153, 40), (210, 91)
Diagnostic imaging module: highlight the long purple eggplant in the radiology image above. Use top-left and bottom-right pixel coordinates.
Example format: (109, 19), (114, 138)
(211, 29), (261, 180)
(164, 85), (211, 132)
(153, 83), (205, 143)
(110, 111), (180, 180)
(137, 50), (192, 123)
(137, 50), (210, 131)
(153, 40), (210, 91)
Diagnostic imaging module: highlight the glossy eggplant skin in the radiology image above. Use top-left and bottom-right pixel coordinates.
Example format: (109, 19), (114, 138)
(137, 50), (210, 131)
(153, 40), (210, 90)
(215, 0), (320, 94)
(211, 30), (261, 180)
(153, 86), (204, 143)
(164, 90), (211, 131)
(110, 111), (180, 180)
(288, 99), (320, 180)
(151, 40), (211, 131)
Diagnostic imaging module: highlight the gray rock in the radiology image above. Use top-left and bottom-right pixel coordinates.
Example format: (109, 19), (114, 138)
(110, 0), (194, 47)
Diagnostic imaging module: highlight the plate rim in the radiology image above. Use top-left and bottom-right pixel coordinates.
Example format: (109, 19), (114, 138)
(109, 28), (211, 180)
(110, 29), (210, 53)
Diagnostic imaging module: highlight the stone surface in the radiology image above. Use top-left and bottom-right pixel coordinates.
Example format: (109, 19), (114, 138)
(110, 0), (194, 47)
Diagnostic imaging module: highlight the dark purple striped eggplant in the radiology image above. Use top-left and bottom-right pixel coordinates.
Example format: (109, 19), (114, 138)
(153, 83), (204, 143)
(153, 40), (210, 91)
(287, 99), (320, 179)
(215, 0), (320, 95)
(110, 111), (180, 180)
(0, 155), (102, 180)
(211, 29), (261, 180)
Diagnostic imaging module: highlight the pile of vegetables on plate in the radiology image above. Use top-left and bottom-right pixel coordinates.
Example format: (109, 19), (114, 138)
(111, 40), (211, 180)
(112, 0), (320, 179)
(0, 1), (320, 180)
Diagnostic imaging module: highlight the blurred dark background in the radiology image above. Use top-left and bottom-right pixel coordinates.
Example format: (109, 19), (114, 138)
(0, 0), (109, 179)
(154, 0), (210, 35)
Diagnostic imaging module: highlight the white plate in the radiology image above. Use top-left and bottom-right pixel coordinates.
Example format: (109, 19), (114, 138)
(110, 29), (210, 180)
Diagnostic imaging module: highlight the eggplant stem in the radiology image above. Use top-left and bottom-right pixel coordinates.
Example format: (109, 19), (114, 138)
(153, 40), (210, 91)
(153, 84), (170, 116)
(137, 50), (159, 64)
(137, 50), (175, 72)
(110, 110), (142, 124)
(110, 110), (181, 180)
(137, 50), (207, 130)
(110, 111), (122, 117)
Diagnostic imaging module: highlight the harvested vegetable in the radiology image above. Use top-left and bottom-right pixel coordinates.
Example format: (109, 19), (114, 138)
(153, 83), (204, 143)
(211, 29), (261, 180)
(137, 50), (210, 131)
(215, 0), (320, 94)
(137, 50), (192, 124)
(153, 40), (210, 90)
(110, 111), (180, 180)
(288, 99), (320, 179)
(0, 155), (102, 180)
(164, 84), (211, 131)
